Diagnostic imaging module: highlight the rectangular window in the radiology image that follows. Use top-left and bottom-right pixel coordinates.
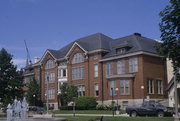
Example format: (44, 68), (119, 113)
(58, 68), (67, 78)
(45, 72), (55, 83)
(157, 80), (163, 94)
(109, 80), (116, 96)
(93, 55), (98, 60)
(94, 64), (98, 77)
(147, 79), (154, 94)
(129, 57), (138, 72)
(117, 60), (126, 74)
(116, 48), (127, 54)
(94, 84), (99, 97)
(120, 80), (129, 95)
(45, 88), (55, 99)
(106, 62), (113, 76)
(77, 85), (85, 97)
(122, 101), (128, 109)
(72, 66), (85, 80)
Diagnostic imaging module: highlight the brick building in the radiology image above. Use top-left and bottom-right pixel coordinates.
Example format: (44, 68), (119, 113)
(30, 33), (168, 110)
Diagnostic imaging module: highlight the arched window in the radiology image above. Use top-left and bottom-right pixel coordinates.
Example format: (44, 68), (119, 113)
(72, 53), (84, 64)
(45, 59), (55, 69)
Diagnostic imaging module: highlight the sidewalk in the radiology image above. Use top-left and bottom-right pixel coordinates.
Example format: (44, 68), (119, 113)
(54, 113), (129, 117)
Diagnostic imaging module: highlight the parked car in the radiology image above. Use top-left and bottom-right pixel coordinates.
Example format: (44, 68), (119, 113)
(36, 107), (45, 111)
(126, 100), (174, 117)
(28, 106), (37, 111)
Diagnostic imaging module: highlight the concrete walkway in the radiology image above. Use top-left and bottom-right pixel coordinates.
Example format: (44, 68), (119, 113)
(54, 113), (129, 117)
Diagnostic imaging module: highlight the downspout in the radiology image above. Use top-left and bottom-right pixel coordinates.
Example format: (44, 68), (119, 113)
(101, 61), (104, 104)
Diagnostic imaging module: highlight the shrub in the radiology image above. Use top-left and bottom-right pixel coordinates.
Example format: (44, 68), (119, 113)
(75, 96), (97, 110)
(60, 106), (73, 110)
(96, 104), (121, 110)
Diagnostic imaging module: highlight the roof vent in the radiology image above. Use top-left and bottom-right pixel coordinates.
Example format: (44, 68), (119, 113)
(134, 33), (141, 36)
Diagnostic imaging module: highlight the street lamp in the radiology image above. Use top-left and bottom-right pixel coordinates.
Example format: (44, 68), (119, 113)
(141, 85), (144, 103)
(174, 70), (180, 121)
(33, 94), (36, 106)
(73, 97), (76, 117)
(46, 75), (49, 114)
(115, 88), (119, 115)
(111, 88), (114, 117)
(57, 91), (61, 109)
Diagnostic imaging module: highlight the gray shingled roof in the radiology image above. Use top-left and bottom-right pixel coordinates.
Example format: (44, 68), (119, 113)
(75, 33), (113, 51)
(46, 33), (159, 60)
(103, 34), (158, 59)
(47, 33), (113, 59)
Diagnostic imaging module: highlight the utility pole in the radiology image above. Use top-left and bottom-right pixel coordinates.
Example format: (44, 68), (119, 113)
(174, 71), (180, 121)
(111, 88), (114, 117)
(46, 75), (49, 115)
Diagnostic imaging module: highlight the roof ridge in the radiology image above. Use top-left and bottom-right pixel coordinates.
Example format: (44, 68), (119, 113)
(134, 36), (143, 50)
(99, 33), (102, 49)
(114, 34), (134, 40)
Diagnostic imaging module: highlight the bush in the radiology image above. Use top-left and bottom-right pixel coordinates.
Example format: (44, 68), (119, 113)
(75, 96), (97, 110)
(96, 104), (121, 110)
(60, 106), (73, 110)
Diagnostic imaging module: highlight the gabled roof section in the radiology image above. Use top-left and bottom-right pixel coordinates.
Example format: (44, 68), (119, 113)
(65, 42), (88, 57)
(75, 33), (113, 52)
(65, 33), (113, 57)
(103, 33), (159, 59)
(43, 33), (113, 60)
(39, 49), (57, 64)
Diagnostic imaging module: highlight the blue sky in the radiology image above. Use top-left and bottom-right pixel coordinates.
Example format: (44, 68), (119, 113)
(0, 0), (169, 69)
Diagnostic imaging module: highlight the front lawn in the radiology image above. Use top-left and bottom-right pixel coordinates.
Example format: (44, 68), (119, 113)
(53, 110), (125, 114)
(66, 116), (173, 121)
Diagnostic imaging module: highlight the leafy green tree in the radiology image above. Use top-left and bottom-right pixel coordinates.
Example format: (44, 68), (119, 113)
(59, 83), (78, 106)
(0, 48), (24, 106)
(157, 0), (180, 73)
(26, 78), (42, 106)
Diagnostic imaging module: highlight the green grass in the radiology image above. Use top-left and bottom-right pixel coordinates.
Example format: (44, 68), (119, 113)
(53, 110), (125, 114)
(65, 116), (173, 121)
(0, 113), (6, 117)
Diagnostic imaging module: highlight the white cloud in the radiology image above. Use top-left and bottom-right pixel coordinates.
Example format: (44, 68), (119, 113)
(155, 39), (163, 43)
(12, 59), (26, 65)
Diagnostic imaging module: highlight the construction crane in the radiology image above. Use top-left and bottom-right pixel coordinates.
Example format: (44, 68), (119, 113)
(24, 40), (32, 66)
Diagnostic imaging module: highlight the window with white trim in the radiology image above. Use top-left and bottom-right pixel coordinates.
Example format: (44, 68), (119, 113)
(120, 80), (129, 95)
(147, 79), (154, 94)
(109, 80), (116, 96)
(117, 60), (126, 74)
(116, 48), (127, 54)
(93, 55), (98, 60)
(129, 57), (138, 72)
(45, 88), (55, 99)
(94, 84), (99, 97)
(72, 66), (85, 80)
(157, 80), (163, 94)
(72, 53), (84, 64)
(45, 72), (55, 83)
(58, 68), (67, 78)
(45, 60), (55, 69)
(94, 64), (98, 77)
(77, 85), (85, 97)
(106, 62), (113, 76)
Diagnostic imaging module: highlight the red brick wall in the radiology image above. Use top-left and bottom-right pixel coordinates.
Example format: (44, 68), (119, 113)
(41, 53), (58, 104)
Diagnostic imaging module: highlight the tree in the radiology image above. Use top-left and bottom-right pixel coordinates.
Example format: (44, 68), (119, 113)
(156, 0), (180, 73)
(59, 83), (78, 106)
(0, 48), (24, 106)
(26, 78), (42, 106)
